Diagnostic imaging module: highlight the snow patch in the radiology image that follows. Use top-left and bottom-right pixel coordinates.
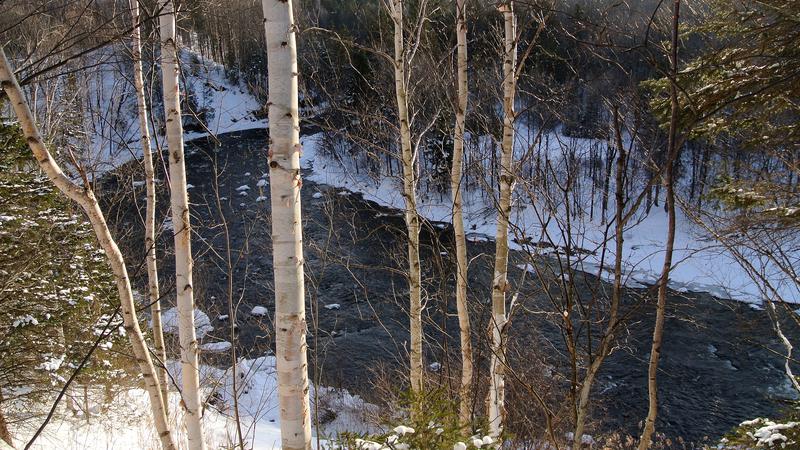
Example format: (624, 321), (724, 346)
(12, 315), (39, 328)
(156, 307), (213, 339)
(200, 341), (232, 352)
(251, 306), (268, 317)
(300, 130), (800, 306)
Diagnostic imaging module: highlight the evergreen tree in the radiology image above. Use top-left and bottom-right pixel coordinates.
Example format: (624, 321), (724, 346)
(659, 0), (799, 219)
(0, 119), (128, 445)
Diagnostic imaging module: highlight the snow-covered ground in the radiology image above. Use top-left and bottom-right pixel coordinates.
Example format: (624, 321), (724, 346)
(74, 47), (266, 177)
(11, 355), (375, 449)
(178, 52), (268, 142)
(299, 130), (800, 307)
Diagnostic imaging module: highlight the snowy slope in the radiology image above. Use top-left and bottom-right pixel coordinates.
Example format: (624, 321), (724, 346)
(178, 51), (267, 142)
(77, 47), (266, 177)
(13, 355), (374, 449)
(299, 129), (800, 307)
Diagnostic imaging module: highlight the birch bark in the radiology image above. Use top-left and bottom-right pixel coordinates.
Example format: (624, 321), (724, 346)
(0, 48), (176, 450)
(130, 0), (169, 409)
(452, 0), (473, 428)
(488, 1), (516, 437)
(388, 0), (424, 394)
(158, 2), (205, 447)
(261, 1), (313, 448)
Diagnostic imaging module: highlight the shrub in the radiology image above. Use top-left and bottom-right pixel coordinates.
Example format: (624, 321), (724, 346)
(333, 389), (498, 450)
(722, 407), (800, 449)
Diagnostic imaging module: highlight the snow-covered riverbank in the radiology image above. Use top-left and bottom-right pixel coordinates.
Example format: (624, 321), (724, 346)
(299, 131), (799, 308)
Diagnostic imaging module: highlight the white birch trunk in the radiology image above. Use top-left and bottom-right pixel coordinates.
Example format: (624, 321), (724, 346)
(388, 0), (424, 394)
(488, 1), (517, 437)
(452, 0), (473, 428)
(158, 2), (206, 447)
(261, 1), (312, 448)
(0, 48), (177, 450)
(130, 0), (169, 409)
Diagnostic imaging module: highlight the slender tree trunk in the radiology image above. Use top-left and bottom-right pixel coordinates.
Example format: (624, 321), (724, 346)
(698, 145), (710, 208)
(639, 2), (681, 448)
(130, 0), (169, 410)
(0, 48), (177, 450)
(574, 106), (626, 441)
(388, 0), (424, 393)
(452, 0), (473, 429)
(262, 1), (313, 448)
(0, 391), (11, 448)
(654, 182), (660, 208)
(601, 140), (614, 225)
(488, 1), (516, 438)
(689, 144), (698, 200)
(211, 171), (246, 450)
(158, 2), (205, 447)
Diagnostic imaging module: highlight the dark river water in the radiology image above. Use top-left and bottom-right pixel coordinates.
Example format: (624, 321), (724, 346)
(105, 128), (799, 446)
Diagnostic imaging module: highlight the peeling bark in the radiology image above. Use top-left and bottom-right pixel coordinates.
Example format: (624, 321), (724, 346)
(158, 2), (205, 447)
(0, 48), (176, 450)
(388, 0), (424, 393)
(452, 0), (473, 429)
(129, 0), (169, 410)
(488, 1), (517, 437)
(262, 1), (312, 448)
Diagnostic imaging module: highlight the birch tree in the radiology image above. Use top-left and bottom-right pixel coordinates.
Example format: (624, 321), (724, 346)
(639, 1), (682, 447)
(487, 0), (517, 437)
(130, 0), (168, 408)
(158, 1), (205, 447)
(573, 102), (657, 441)
(452, 0), (473, 429)
(0, 48), (177, 450)
(386, 0), (424, 394)
(261, 0), (313, 448)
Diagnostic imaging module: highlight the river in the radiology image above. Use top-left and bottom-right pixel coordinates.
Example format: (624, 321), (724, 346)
(104, 128), (799, 446)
